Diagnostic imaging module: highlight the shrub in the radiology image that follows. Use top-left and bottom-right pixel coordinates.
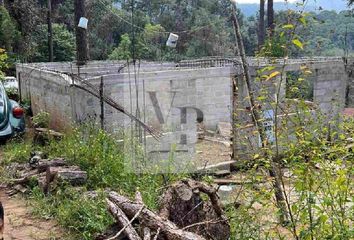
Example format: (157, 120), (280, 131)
(32, 111), (50, 128)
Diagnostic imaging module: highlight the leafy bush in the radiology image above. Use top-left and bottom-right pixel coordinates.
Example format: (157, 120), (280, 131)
(32, 111), (50, 128)
(5, 86), (19, 101)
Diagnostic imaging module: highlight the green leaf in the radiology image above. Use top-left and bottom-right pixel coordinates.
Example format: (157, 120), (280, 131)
(282, 24), (294, 29)
(292, 39), (304, 50)
(265, 71), (281, 81)
(253, 154), (260, 159)
(299, 17), (307, 26)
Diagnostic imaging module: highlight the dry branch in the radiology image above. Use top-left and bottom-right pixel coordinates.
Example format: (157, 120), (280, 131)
(106, 199), (142, 240)
(108, 192), (206, 240)
(135, 192), (152, 240)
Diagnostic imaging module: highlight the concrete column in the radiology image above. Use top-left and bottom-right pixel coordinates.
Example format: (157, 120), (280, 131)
(314, 64), (347, 117)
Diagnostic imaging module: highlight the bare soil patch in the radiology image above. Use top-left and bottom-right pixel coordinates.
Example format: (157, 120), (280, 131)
(0, 190), (66, 240)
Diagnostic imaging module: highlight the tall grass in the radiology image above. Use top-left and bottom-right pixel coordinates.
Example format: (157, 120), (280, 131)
(2, 123), (186, 239)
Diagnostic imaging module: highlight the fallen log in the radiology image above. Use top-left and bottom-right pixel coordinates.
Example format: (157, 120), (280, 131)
(54, 170), (87, 186)
(108, 192), (206, 240)
(11, 169), (39, 185)
(95, 224), (126, 240)
(135, 191), (152, 240)
(36, 158), (67, 173)
(34, 128), (64, 145)
(107, 199), (142, 240)
(46, 166), (81, 183)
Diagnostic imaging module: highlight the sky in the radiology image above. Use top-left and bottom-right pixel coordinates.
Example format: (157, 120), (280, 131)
(236, 0), (297, 3)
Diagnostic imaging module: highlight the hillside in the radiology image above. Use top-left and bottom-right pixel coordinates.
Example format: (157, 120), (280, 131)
(239, 0), (350, 16)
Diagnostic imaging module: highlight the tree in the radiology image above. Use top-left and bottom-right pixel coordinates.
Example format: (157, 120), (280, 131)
(29, 24), (75, 62)
(267, 0), (275, 34)
(108, 33), (132, 60)
(232, 1), (289, 225)
(3, 0), (41, 59)
(258, 0), (265, 47)
(140, 23), (164, 60)
(349, 0), (354, 6)
(47, 0), (53, 61)
(0, 6), (18, 52)
(74, 0), (89, 64)
(0, 48), (8, 80)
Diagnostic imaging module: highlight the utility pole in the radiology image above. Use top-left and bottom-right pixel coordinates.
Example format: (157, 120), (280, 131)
(47, 0), (53, 62)
(74, 0), (89, 65)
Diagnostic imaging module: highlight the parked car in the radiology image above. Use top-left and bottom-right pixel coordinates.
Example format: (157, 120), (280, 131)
(0, 80), (25, 141)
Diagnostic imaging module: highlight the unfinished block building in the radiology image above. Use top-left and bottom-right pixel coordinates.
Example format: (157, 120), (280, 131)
(16, 57), (353, 171)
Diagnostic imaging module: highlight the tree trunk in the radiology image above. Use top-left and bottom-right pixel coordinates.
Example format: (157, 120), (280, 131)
(258, 0), (265, 47)
(74, 0), (89, 65)
(47, 0), (53, 62)
(267, 0), (275, 35)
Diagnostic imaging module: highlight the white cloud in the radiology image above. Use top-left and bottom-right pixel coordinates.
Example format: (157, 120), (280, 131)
(235, 0), (297, 3)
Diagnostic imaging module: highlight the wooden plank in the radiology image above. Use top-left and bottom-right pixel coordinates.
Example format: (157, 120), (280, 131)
(197, 160), (236, 172)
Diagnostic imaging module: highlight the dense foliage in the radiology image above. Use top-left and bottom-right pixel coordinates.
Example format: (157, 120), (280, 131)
(0, 0), (352, 64)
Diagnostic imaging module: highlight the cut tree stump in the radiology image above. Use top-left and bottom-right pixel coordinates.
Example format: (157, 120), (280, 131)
(159, 179), (230, 240)
(108, 192), (206, 240)
(54, 170), (87, 186)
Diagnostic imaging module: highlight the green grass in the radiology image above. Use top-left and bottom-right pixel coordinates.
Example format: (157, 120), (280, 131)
(1, 123), (186, 239)
(0, 139), (32, 164)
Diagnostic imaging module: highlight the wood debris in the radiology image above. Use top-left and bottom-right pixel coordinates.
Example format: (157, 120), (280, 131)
(102, 179), (230, 240)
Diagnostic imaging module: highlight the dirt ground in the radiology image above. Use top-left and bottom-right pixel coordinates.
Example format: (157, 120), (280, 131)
(195, 139), (231, 167)
(0, 190), (66, 240)
(0, 149), (66, 240)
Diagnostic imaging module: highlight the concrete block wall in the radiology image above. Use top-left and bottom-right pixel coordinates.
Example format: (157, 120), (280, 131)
(83, 67), (233, 131)
(16, 65), (74, 130)
(16, 57), (351, 163)
(314, 64), (347, 116)
(345, 58), (354, 107)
